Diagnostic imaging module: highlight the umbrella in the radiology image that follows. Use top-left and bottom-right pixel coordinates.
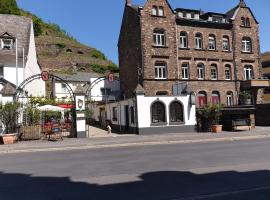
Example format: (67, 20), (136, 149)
(37, 105), (66, 112)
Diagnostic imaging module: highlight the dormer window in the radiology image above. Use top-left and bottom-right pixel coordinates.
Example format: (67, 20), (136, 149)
(1, 38), (13, 50)
(212, 16), (223, 23)
(182, 12), (187, 18)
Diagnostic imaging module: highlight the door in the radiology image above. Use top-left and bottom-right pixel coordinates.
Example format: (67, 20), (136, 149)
(99, 108), (106, 127)
(125, 106), (129, 131)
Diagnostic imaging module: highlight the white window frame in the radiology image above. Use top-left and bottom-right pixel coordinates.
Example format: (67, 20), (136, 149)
(225, 67), (231, 80)
(155, 63), (167, 79)
(208, 36), (216, 50)
(242, 38), (252, 52)
(223, 37), (229, 51)
(152, 6), (157, 15)
(211, 67), (218, 80)
(1, 38), (13, 50)
(244, 66), (253, 80)
(153, 31), (165, 47)
(180, 32), (188, 48)
(227, 93), (233, 106)
(195, 34), (203, 49)
(158, 7), (164, 16)
(197, 64), (205, 80)
(181, 63), (189, 79)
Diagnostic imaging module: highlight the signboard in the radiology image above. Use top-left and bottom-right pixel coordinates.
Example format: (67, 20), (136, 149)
(41, 71), (49, 82)
(75, 95), (85, 111)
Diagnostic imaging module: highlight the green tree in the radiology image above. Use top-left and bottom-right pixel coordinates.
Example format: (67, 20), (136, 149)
(0, 102), (20, 133)
(0, 0), (20, 15)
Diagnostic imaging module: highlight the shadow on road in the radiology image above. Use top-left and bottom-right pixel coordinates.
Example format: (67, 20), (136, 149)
(1, 170), (270, 200)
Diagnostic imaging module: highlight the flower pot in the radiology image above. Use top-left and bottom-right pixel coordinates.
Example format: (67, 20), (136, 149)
(211, 125), (223, 133)
(1, 134), (17, 145)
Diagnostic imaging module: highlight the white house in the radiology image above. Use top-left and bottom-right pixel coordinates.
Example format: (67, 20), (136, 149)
(92, 84), (196, 134)
(0, 14), (45, 103)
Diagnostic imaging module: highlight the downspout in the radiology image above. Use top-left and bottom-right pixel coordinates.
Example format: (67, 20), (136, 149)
(232, 22), (239, 104)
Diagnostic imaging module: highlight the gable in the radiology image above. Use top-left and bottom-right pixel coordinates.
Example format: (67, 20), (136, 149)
(143, 0), (174, 15)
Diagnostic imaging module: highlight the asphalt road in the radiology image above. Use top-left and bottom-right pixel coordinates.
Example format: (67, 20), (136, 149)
(1, 139), (270, 199)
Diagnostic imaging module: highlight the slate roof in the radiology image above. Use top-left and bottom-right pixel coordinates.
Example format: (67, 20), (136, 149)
(0, 14), (32, 57)
(0, 77), (17, 96)
(53, 72), (102, 83)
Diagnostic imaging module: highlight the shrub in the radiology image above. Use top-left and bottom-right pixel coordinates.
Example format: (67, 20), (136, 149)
(107, 64), (119, 73)
(91, 49), (106, 60)
(55, 43), (66, 49)
(0, 102), (20, 134)
(33, 17), (43, 36)
(0, 0), (20, 15)
(88, 64), (106, 74)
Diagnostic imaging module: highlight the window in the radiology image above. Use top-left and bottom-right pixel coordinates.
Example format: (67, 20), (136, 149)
(155, 62), (167, 79)
(152, 6), (157, 15)
(151, 102), (166, 123)
(0, 66), (3, 77)
(181, 63), (189, 79)
(156, 91), (168, 96)
(241, 17), (250, 27)
(100, 88), (111, 96)
(198, 91), (207, 107)
(130, 106), (135, 124)
(1, 39), (13, 50)
(61, 83), (67, 93)
(242, 37), (252, 52)
(210, 64), (218, 80)
(227, 91), (234, 106)
(191, 12), (195, 19)
(158, 7), (164, 16)
(153, 29), (165, 46)
(222, 36), (230, 51)
(182, 12), (187, 18)
(212, 91), (220, 105)
(244, 65), (254, 80)
(225, 65), (231, 80)
(170, 101), (184, 123)
(197, 63), (205, 79)
(208, 34), (216, 50)
(180, 31), (188, 48)
(212, 16), (223, 23)
(112, 107), (118, 121)
(195, 33), (203, 49)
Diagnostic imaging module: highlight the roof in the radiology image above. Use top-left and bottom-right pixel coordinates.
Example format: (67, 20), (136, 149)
(175, 8), (201, 14)
(0, 77), (17, 96)
(53, 72), (103, 82)
(0, 14), (32, 57)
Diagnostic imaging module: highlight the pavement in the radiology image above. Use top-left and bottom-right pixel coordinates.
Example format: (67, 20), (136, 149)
(0, 126), (270, 154)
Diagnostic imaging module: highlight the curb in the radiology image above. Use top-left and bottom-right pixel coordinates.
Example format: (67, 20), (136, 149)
(0, 134), (270, 154)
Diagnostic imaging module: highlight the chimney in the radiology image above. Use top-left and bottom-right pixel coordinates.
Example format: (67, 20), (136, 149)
(126, 0), (132, 6)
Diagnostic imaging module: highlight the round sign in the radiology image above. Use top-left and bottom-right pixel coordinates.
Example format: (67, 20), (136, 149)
(41, 71), (49, 81)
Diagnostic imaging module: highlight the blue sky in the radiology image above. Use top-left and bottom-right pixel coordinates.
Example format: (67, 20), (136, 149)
(18, 0), (270, 64)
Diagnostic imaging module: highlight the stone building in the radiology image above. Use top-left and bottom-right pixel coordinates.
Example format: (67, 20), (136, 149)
(118, 0), (262, 107)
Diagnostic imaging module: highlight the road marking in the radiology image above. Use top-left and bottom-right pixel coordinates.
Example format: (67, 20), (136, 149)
(0, 134), (270, 154)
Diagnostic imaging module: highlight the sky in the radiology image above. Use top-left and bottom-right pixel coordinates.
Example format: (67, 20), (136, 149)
(17, 0), (270, 64)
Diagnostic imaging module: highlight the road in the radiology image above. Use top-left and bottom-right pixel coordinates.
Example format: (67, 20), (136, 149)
(1, 138), (270, 199)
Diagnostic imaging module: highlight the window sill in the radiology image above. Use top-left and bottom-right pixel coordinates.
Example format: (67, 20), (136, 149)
(208, 49), (218, 52)
(194, 48), (205, 51)
(112, 119), (118, 122)
(155, 78), (167, 80)
(169, 122), (185, 126)
(152, 45), (168, 49)
(151, 122), (167, 127)
(179, 47), (190, 50)
(182, 78), (189, 80)
(242, 51), (253, 54)
(222, 50), (232, 53)
(151, 15), (166, 18)
(240, 25), (251, 28)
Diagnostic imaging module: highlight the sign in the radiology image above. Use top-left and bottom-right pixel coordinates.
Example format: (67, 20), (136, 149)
(41, 71), (49, 82)
(75, 95), (85, 111)
(108, 73), (114, 82)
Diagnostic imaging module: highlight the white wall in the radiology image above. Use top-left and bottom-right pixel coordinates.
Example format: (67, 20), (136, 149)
(54, 82), (79, 101)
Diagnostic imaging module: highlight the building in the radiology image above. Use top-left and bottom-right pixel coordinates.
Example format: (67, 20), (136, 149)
(52, 72), (121, 103)
(0, 14), (45, 101)
(262, 52), (270, 103)
(118, 0), (262, 107)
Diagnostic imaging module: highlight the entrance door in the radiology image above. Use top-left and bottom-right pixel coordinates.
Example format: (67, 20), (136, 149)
(99, 108), (106, 127)
(125, 105), (129, 131)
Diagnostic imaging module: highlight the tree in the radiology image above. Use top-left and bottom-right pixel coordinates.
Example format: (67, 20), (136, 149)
(0, 102), (20, 134)
(0, 0), (20, 15)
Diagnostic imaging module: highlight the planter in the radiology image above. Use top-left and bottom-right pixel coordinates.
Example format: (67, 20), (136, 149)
(1, 134), (17, 145)
(211, 125), (223, 133)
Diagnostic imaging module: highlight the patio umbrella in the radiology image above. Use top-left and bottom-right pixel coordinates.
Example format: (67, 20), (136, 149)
(37, 105), (66, 112)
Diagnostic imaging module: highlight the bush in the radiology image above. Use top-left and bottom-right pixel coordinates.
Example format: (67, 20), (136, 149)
(33, 17), (43, 36)
(55, 43), (66, 49)
(0, 0), (20, 15)
(107, 64), (119, 73)
(0, 102), (20, 134)
(89, 64), (107, 74)
(91, 49), (106, 60)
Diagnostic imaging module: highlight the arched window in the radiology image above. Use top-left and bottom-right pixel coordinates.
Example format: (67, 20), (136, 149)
(244, 65), (254, 80)
(241, 17), (245, 26)
(181, 63), (189, 79)
(195, 33), (203, 49)
(225, 64), (232, 80)
(170, 101), (184, 123)
(222, 36), (230, 51)
(210, 64), (218, 80)
(212, 91), (220, 105)
(151, 101), (166, 123)
(152, 6), (157, 16)
(158, 6), (164, 16)
(180, 31), (188, 48)
(241, 17), (250, 27)
(153, 29), (165, 46)
(242, 37), (252, 52)
(198, 91), (207, 107)
(226, 91), (234, 106)
(208, 34), (216, 50)
(155, 61), (167, 79)
(197, 63), (205, 79)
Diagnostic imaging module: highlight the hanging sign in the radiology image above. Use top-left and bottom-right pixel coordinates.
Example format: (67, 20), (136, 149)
(41, 71), (49, 82)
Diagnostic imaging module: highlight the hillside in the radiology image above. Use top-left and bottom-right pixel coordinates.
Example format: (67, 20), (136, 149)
(0, 0), (119, 74)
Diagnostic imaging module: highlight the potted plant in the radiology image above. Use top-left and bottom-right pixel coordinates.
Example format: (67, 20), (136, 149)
(239, 91), (252, 105)
(197, 104), (223, 133)
(0, 102), (20, 145)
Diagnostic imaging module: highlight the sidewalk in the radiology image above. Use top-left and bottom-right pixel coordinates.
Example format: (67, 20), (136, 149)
(0, 127), (270, 154)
